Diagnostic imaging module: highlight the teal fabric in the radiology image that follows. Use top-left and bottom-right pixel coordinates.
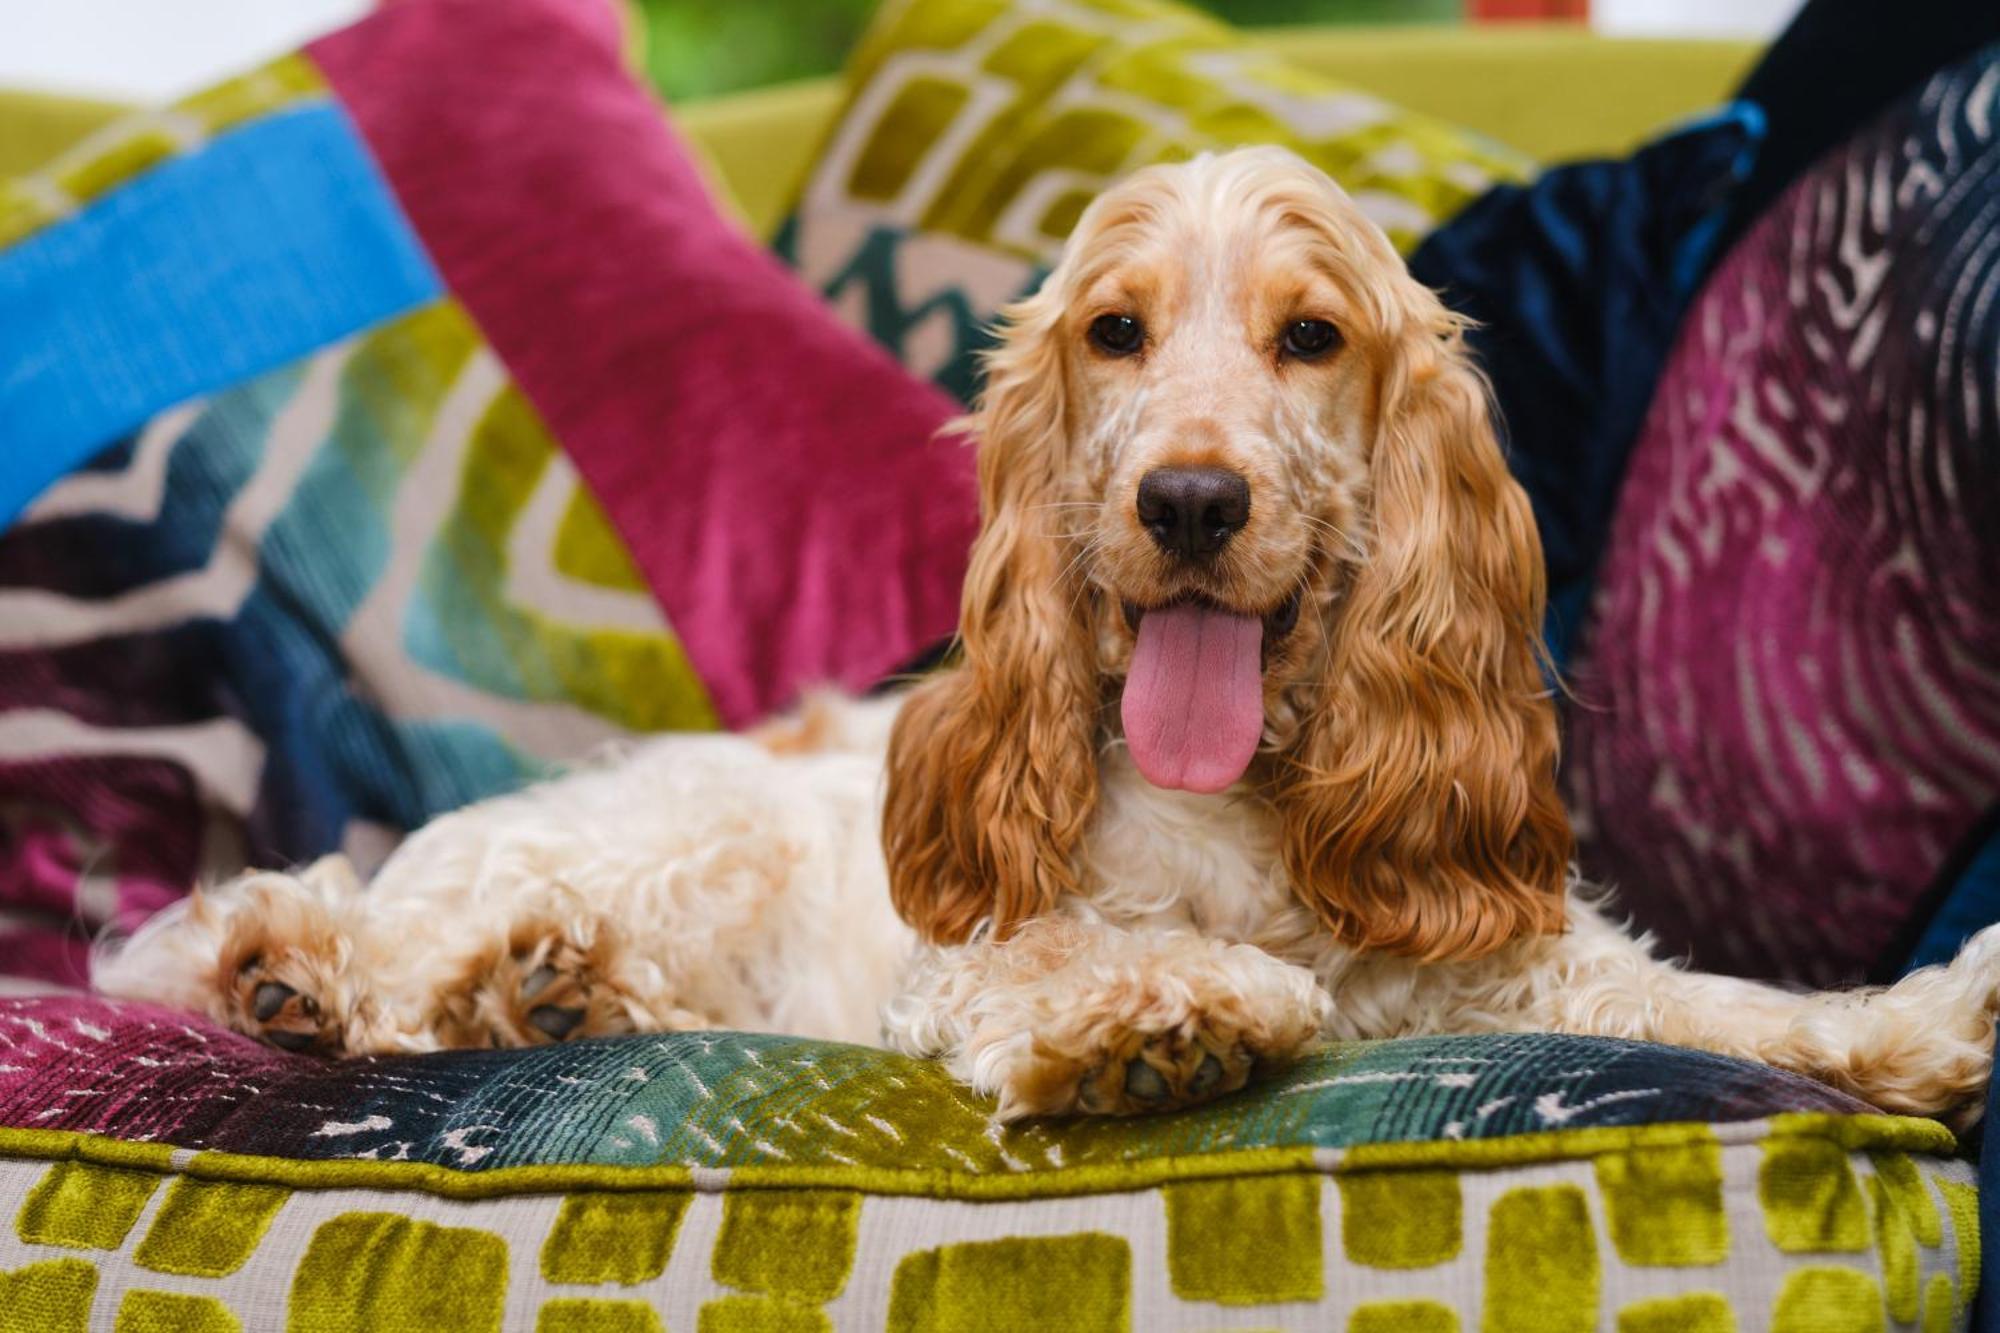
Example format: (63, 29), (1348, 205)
(0, 998), (1892, 1172)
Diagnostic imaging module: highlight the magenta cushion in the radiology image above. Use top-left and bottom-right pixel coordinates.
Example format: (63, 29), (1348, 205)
(311, 0), (973, 727)
(1563, 49), (2000, 985)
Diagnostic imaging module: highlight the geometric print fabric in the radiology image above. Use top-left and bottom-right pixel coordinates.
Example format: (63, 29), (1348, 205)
(0, 1125), (1976, 1330)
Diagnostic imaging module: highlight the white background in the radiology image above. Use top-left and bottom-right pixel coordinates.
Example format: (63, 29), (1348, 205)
(0, 0), (368, 102)
(0, 0), (1804, 104)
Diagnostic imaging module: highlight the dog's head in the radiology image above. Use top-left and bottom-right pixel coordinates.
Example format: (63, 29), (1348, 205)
(884, 147), (1570, 960)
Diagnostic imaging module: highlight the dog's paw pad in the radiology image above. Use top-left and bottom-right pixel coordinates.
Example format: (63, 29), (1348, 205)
(527, 1003), (586, 1041)
(232, 958), (337, 1056)
(518, 960), (588, 1041)
(251, 980), (295, 1022)
(1066, 1027), (1259, 1117)
(507, 946), (599, 1045)
(1123, 1059), (1170, 1105)
(434, 923), (637, 1050)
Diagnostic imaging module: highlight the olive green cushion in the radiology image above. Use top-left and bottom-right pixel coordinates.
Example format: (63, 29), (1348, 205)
(684, 22), (1755, 240)
(0, 89), (124, 181)
(795, 0), (1533, 263)
(0, 1099), (1976, 1331)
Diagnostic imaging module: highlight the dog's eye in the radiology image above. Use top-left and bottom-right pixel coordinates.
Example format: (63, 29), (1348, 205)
(1088, 314), (1144, 356)
(1281, 319), (1340, 360)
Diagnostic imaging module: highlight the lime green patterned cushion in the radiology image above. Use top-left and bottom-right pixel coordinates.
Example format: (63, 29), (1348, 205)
(0, 1115), (1976, 1330)
(808, 0), (1526, 257)
(782, 0), (1533, 397)
(0, 1005), (1979, 1328)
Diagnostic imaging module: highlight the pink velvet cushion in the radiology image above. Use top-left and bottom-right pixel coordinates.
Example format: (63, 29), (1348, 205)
(311, 0), (972, 727)
(1563, 50), (2000, 985)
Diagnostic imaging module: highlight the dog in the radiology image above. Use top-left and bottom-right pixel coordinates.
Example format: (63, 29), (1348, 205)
(95, 147), (2000, 1126)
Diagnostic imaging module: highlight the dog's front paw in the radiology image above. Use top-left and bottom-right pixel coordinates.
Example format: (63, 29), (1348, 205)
(432, 915), (714, 1049)
(1071, 1018), (1260, 1115)
(230, 954), (339, 1054)
(973, 948), (1326, 1120)
(208, 864), (362, 1056)
(433, 918), (621, 1048)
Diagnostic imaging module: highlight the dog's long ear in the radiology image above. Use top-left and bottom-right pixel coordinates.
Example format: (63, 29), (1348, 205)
(883, 289), (1102, 945)
(1278, 288), (1571, 961)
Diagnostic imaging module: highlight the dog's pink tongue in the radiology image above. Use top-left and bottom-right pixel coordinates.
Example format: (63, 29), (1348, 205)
(1122, 603), (1264, 793)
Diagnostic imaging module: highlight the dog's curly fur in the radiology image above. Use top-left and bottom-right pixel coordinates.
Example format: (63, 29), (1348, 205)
(94, 149), (2000, 1124)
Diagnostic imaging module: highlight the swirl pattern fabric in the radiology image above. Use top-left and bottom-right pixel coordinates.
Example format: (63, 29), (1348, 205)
(1566, 47), (2000, 984)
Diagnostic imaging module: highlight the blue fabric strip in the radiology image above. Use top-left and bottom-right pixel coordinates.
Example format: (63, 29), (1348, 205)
(0, 102), (442, 527)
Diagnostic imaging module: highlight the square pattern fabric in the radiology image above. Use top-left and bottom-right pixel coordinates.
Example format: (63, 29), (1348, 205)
(0, 994), (1978, 1330)
(780, 0), (1532, 400)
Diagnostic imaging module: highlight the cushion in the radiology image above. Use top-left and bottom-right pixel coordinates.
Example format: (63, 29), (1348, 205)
(1406, 105), (1763, 662)
(1908, 811), (2000, 973)
(1563, 44), (2000, 986)
(0, 994), (1976, 1329)
(0, 0), (970, 988)
(779, 0), (1533, 400)
(1712, 0), (2000, 259)
(782, 43), (1761, 670)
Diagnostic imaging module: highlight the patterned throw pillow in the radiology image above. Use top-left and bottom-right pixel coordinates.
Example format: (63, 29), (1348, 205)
(1564, 46), (2000, 986)
(0, 0), (966, 987)
(779, 0), (1532, 398)
(0, 993), (1978, 1331)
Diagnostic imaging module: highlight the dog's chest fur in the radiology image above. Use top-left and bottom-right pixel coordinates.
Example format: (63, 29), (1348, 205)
(1079, 750), (1323, 957)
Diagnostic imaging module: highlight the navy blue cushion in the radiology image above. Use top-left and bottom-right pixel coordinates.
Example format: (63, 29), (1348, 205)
(1408, 106), (1763, 666)
(1905, 811), (2000, 974)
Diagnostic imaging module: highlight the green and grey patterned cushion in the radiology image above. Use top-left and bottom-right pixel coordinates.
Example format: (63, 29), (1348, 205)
(780, 0), (1533, 402)
(0, 1113), (1976, 1331)
(0, 1000), (1981, 1330)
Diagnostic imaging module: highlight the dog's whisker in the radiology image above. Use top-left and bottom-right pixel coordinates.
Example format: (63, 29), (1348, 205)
(1300, 517), (1368, 566)
(1053, 532), (1107, 589)
(1058, 537), (1114, 620)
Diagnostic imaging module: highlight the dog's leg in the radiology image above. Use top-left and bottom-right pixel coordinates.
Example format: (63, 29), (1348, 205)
(95, 725), (886, 1054)
(884, 913), (1329, 1120)
(1506, 906), (2000, 1124)
(93, 856), (367, 1055)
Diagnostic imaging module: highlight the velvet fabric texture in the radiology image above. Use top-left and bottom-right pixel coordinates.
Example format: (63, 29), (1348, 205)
(0, 995), (1975, 1331)
(1564, 45), (2000, 987)
(308, 0), (970, 728)
(0, 0), (972, 987)
(1407, 106), (1763, 662)
(0, 996), (1892, 1166)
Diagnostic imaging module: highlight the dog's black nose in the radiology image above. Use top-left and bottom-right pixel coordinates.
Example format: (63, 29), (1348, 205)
(1136, 467), (1250, 559)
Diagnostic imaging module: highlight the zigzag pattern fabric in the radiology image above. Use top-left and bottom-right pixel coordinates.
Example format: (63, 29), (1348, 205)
(0, 303), (711, 986)
(0, 0), (970, 989)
